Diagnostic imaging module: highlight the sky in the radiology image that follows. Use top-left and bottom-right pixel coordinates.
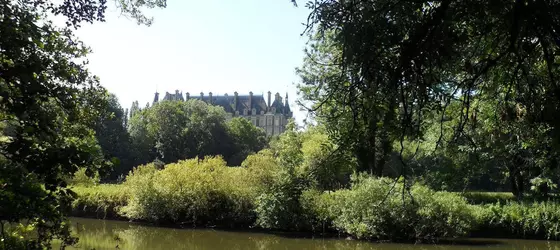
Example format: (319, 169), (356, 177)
(72, 0), (312, 124)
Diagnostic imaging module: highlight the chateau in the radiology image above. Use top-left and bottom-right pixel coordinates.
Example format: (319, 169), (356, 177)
(153, 90), (293, 136)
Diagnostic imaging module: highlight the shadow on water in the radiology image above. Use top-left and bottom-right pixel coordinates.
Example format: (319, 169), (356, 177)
(58, 217), (560, 250)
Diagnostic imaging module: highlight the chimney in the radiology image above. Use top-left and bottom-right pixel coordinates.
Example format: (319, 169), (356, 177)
(200, 92), (204, 102)
(209, 92), (213, 104)
(267, 91), (271, 109)
(234, 91), (238, 112)
(275, 92), (280, 102)
(249, 91), (253, 114)
(285, 93), (288, 106)
(186, 92), (190, 100)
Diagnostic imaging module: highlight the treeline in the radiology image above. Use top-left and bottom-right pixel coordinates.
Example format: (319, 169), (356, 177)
(94, 94), (268, 181)
(72, 124), (560, 242)
(295, 0), (560, 198)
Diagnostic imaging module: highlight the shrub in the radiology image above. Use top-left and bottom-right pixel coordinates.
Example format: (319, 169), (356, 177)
(252, 165), (310, 231)
(460, 192), (515, 205)
(71, 184), (128, 219)
(68, 168), (100, 187)
(479, 201), (560, 240)
(314, 175), (477, 241)
(246, 148), (316, 231)
(120, 157), (254, 226)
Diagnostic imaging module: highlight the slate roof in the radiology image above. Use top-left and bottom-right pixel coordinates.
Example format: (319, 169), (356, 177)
(162, 91), (184, 101)
(153, 91), (292, 116)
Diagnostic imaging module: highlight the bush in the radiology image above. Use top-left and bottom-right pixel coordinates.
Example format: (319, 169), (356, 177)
(71, 184), (128, 219)
(312, 175), (477, 241)
(247, 149), (315, 231)
(460, 192), (515, 205)
(478, 201), (560, 240)
(120, 157), (254, 227)
(68, 168), (100, 187)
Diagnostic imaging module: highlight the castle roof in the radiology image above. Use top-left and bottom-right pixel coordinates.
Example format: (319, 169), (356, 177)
(154, 91), (292, 117)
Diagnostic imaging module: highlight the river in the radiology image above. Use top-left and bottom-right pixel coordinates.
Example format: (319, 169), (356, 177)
(59, 217), (560, 250)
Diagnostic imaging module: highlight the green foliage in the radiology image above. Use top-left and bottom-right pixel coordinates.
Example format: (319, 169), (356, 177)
(298, 0), (560, 199)
(253, 163), (308, 231)
(121, 157), (255, 226)
(71, 184), (129, 219)
(68, 166), (560, 242)
(127, 100), (267, 168)
(270, 123), (355, 190)
(299, 126), (355, 190)
(480, 202), (560, 240)
(460, 192), (516, 205)
(0, 1), (115, 247)
(95, 93), (134, 181)
(227, 117), (268, 166)
(68, 168), (100, 187)
(314, 175), (477, 241)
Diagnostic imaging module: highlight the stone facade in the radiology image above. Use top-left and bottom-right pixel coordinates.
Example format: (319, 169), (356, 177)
(153, 90), (292, 136)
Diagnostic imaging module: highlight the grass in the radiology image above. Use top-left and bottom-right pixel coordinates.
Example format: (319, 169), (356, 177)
(459, 192), (516, 205)
(71, 184), (129, 220)
(70, 183), (560, 241)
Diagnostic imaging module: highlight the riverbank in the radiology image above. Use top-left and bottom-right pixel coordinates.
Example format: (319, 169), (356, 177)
(71, 181), (560, 242)
(60, 217), (560, 250)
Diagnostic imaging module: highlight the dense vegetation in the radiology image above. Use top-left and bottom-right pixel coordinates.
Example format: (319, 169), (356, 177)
(99, 97), (268, 180)
(3, 0), (560, 249)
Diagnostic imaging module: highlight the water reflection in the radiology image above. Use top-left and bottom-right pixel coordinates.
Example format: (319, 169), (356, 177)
(63, 217), (560, 250)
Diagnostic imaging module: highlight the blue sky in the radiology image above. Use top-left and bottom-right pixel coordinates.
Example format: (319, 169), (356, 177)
(73, 0), (311, 123)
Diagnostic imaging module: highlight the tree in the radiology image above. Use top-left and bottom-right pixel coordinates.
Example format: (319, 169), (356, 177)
(298, 0), (560, 196)
(0, 0), (167, 247)
(226, 117), (267, 166)
(128, 107), (157, 167)
(129, 100), (233, 164)
(94, 93), (134, 181)
(0, 2), (109, 248)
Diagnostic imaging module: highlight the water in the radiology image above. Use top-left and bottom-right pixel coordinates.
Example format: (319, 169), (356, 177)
(61, 217), (560, 250)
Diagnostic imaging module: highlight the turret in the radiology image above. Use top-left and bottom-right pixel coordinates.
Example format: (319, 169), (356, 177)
(234, 91), (238, 112)
(249, 91), (253, 114)
(209, 92), (213, 104)
(153, 92), (159, 104)
(267, 91), (271, 110)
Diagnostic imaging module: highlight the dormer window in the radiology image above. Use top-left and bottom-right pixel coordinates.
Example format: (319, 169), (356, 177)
(271, 107), (276, 113)
(235, 111), (240, 116)
(252, 108), (256, 115)
(243, 109), (248, 116)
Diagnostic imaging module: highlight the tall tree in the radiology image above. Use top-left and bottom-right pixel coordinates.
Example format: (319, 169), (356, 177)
(0, 2), (109, 248)
(95, 93), (133, 181)
(298, 0), (560, 192)
(227, 117), (268, 166)
(0, 0), (166, 247)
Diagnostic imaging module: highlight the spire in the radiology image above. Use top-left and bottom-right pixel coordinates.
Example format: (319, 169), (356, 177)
(284, 92), (291, 115)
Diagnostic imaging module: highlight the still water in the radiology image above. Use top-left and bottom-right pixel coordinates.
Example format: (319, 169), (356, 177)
(62, 217), (560, 250)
